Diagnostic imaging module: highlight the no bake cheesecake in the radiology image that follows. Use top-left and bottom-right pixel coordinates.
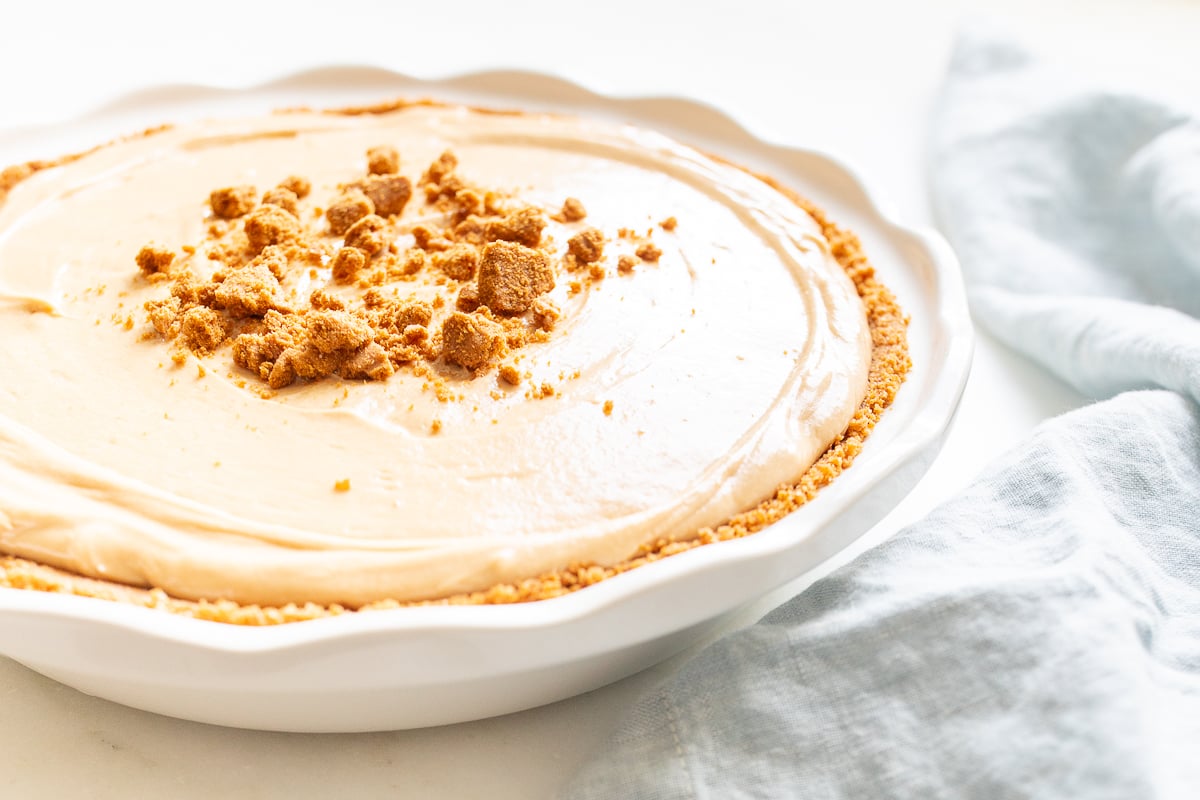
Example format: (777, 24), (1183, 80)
(0, 100), (909, 623)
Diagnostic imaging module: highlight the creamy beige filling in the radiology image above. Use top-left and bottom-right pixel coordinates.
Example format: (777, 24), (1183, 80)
(0, 106), (871, 607)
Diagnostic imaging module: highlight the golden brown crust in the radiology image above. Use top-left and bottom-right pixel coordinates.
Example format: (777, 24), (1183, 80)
(0, 100), (911, 624)
(0, 125), (174, 210)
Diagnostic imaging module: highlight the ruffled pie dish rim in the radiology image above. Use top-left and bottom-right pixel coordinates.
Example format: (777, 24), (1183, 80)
(0, 70), (970, 731)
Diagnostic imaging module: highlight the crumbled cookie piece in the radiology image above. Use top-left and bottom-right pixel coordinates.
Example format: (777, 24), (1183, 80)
(485, 207), (546, 248)
(636, 242), (662, 262)
(531, 297), (561, 331)
(481, 191), (505, 217)
(214, 261), (286, 318)
(452, 214), (487, 245)
(399, 249), (426, 275)
(263, 355), (298, 388)
(251, 245), (290, 281)
(529, 382), (556, 399)
(205, 240), (243, 269)
(136, 244), (175, 277)
(617, 254), (638, 274)
(366, 145), (400, 175)
(231, 310), (300, 380)
(375, 298), (433, 332)
(432, 244), (478, 281)
(360, 288), (389, 309)
(374, 331), (422, 365)
(402, 324), (429, 346)
(441, 311), (504, 369)
(558, 197), (587, 222)
(659, 216), (678, 231)
(262, 187), (299, 217)
(567, 228), (604, 264)
(145, 296), (183, 338)
(178, 306), (229, 354)
(326, 190), (374, 236)
(309, 288), (346, 311)
(170, 271), (217, 307)
(278, 175), (311, 199)
(273, 344), (343, 386)
(358, 174), (412, 217)
(306, 309), (372, 354)
(498, 363), (521, 386)
(340, 342), (394, 381)
(343, 214), (387, 257)
(431, 175), (466, 205)
(210, 186), (257, 219)
(456, 284), (480, 312)
(330, 247), (367, 284)
(420, 150), (458, 188)
(411, 224), (451, 251)
(453, 188), (485, 218)
(245, 205), (302, 254)
(477, 241), (554, 315)
(252, 309), (390, 388)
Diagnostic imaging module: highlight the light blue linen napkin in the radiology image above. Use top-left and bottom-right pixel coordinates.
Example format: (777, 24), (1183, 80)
(932, 32), (1200, 403)
(561, 31), (1200, 799)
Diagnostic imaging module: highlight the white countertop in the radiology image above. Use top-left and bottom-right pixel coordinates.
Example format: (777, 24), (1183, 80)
(1, 0), (1195, 796)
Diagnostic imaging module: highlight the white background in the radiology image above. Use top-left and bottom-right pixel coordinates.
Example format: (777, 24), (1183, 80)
(1, 0), (1196, 797)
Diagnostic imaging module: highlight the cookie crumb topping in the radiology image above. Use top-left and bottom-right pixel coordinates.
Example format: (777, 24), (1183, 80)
(210, 186), (257, 219)
(129, 146), (669, 429)
(366, 145), (400, 176)
(555, 197), (587, 222)
(136, 245), (175, 277)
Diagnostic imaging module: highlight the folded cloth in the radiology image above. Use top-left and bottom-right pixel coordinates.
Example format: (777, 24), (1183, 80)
(566, 391), (1200, 799)
(561, 31), (1200, 799)
(931, 31), (1200, 403)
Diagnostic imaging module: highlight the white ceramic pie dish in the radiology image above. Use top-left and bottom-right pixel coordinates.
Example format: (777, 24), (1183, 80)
(0, 67), (971, 732)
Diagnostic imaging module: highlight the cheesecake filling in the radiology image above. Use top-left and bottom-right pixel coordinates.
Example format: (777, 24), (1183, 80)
(0, 106), (871, 607)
